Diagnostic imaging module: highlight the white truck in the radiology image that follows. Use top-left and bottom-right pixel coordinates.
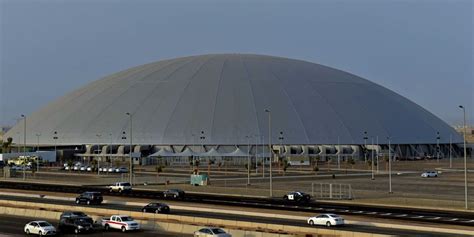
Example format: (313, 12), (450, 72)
(108, 182), (132, 193)
(101, 215), (140, 232)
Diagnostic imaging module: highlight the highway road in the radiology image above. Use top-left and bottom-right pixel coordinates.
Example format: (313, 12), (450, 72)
(0, 194), (466, 236)
(0, 215), (189, 237)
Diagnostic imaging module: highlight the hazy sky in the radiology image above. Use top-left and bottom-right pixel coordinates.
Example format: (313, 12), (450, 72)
(1, 0), (472, 127)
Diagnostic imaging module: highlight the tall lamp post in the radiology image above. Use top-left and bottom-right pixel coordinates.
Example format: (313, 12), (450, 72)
(388, 136), (392, 194)
(265, 109), (272, 197)
(200, 131), (205, 172)
(278, 132), (284, 166)
(363, 131), (368, 163)
(246, 135), (251, 186)
(436, 131), (440, 163)
(459, 105), (468, 210)
(21, 115), (26, 180)
(35, 133), (41, 173)
(53, 131), (58, 165)
(96, 134), (101, 175)
(125, 113), (133, 185)
(371, 137), (375, 180)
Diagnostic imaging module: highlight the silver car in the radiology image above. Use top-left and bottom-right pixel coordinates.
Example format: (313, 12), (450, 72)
(421, 171), (438, 178)
(194, 227), (231, 237)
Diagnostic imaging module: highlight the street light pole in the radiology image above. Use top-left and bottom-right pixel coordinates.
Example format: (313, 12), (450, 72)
(363, 131), (368, 163)
(36, 133), (41, 173)
(449, 134), (452, 169)
(371, 137), (375, 180)
(21, 115), (26, 180)
(337, 136), (340, 169)
(265, 109), (272, 197)
(436, 131), (440, 163)
(246, 135), (250, 186)
(459, 105), (468, 210)
(96, 134), (101, 175)
(388, 136), (392, 194)
(126, 113), (133, 185)
(53, 131), (58, 165)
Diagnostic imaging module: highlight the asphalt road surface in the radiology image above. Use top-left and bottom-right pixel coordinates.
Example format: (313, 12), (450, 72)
(0, 215), (189, 237)
(0, 194), (467, 237)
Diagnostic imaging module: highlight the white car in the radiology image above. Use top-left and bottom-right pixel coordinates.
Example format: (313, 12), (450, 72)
(107, 167), (115, 172)
(307, 214), (345, 227)
(86, 166), (92, 172)
(421, 171), (438, 178)
(24, 220), (57, 235)
(73, 166), (80, 171)
(64, 166), (70, 171)
(194, 227), (231, 237)
(80, 166), (87, 171)
(101, 215), (140, 232)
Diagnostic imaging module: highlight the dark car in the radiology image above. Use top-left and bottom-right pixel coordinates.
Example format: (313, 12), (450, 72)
(283, 191), (311, 202)
(163, 189), (185, 199)
(75, 192), (103, 205)
(58, 216), (93, 234)
(142, 203), (170, 214)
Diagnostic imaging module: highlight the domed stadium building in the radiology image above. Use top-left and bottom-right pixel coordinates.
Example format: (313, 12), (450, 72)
(5, 54), (464, 164)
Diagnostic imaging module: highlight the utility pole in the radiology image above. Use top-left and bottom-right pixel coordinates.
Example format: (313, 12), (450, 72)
(53, 131), (58, 165)
(36, 133), (41, 173)
(363, 131), (368, 163)
(246, 135), (250, 186)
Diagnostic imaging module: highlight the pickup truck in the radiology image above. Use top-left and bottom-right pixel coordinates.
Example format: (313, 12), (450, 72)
(100, 215), (140, 232)
(108, 182), (132, 193)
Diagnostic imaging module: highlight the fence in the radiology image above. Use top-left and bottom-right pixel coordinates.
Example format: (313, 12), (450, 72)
(311, 182), (353, 200)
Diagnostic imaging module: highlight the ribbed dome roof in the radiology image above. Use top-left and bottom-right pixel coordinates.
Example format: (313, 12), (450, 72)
(6, 54), (462, 145)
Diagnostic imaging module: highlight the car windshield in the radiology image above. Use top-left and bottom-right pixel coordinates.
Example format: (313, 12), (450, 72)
(121, 216), (133, 221)
(72, 212), (86, 216)
(121, 182), (131, 186)
(74, 218), (90, 224)
(38, 222), (52, 227)
(211, 228), (225, 234)
(329, 215), (340, 218)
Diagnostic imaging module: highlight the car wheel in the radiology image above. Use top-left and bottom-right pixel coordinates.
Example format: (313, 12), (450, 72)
(309, 220), (314, 226)
(118, 189), (122, 193)
(25, 229), (30, 235)
(173, 194), (177, 198)
(75, 228), (80, 234)
(326, 221), (331, 227)
(104, 224), (110, 231)
(75, 199), (80, 204)
(121, 226), (126, 233)
(38, 231), (43, 236)
(155, 209), (160, 214)
(87, 200), (91, 205)
(109, 188), (113, 193)
(283, 195), (288, 200)
(143, 209), (147, 213)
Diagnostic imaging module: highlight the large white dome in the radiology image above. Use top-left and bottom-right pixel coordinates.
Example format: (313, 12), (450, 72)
(6, 54), (462, 145)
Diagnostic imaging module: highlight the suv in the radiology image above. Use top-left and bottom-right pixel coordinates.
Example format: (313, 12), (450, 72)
(109, 182), (132, 193)
(421, 171), (438, 178)
(283, 191), (311, 202)
(75, 192), (103, 205)
(163, 189), (185, 199)
(58, 216), (93, 234)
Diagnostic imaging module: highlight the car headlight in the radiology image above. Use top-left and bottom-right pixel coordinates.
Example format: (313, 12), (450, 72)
(78, 225), (83, 229)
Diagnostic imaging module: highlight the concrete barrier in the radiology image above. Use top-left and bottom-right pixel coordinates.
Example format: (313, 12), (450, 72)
(0, 201), (396, 237)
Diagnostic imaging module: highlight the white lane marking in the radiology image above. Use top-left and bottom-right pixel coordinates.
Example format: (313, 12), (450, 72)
(380, 213), (392, 216)
(464, 220), (474, 223)
(395, 214), (407, 217)
(411, 215), (424, 218)
(367, 212), (378, 215)
(448, 218), (458, 221)
(430, 217), (441, 220)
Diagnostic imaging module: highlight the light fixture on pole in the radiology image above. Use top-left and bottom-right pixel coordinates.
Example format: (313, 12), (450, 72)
(246, 135), (251, 186)
(371, 137), (375, 180)
(21, 115), (26, 180)
(363, 131), (368, 163)
(126, 112), (133, 185)
(388, 136), (392, 194)
(265, 109), (272, 197)
(459, 105), (468, 210)
(35, 133), (41, 173)
(436, 131), (440, 163)
(53, 131), (58, 165)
